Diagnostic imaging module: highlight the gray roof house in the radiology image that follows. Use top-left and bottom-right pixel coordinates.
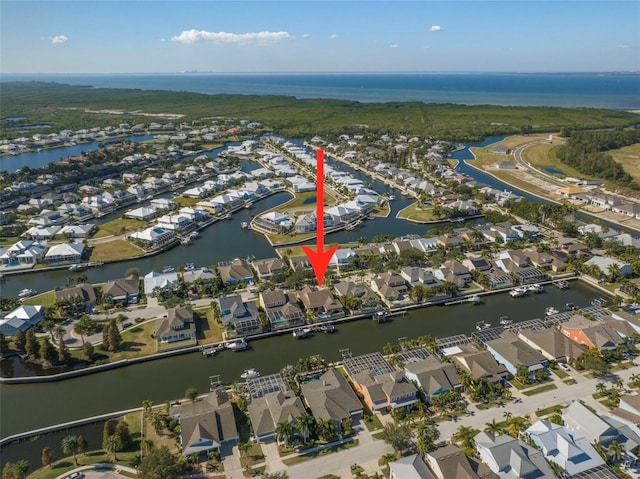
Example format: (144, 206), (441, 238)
(404, 356), (461, 402)
(258, 289), (305, 331)
(182, 267), (218, 284)
(0, 305), (44, 337)
(443, 343), (509, 384)
(485, 331), (548, 376)
(300, 368), (363, 424)
(474, 431), (556, 479)
(389, 454), (435, 479)
(54, 282), (97, 307)
(217, 259), (254, 285)
(217, 294), (261, 335)
(425, 444), (497, 479)
(247, 390), (307, 443)
(517, 328), (587, 363)
(103, 275), (140, 305)
(155, 305), (195, 343)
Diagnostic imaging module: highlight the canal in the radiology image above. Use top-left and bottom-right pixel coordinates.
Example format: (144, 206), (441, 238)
(0, 280), (603, 466)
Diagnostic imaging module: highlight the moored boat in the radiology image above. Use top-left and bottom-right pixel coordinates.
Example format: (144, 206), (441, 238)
(510, 287), (527, 298)
(499, 316), (513, 326)
(68, 263), (87, 272)
(527, 283), (544, 293)
(319, 323), (336, 333)
(226, 338), (249, 351)
(476, 321), (492, 331)
(469, 295), (481, 305)
(18, 288), (37, 299)
(545, 306), (559, 317)
(293, 328), (312, 339)
(241, 368), (260, 379)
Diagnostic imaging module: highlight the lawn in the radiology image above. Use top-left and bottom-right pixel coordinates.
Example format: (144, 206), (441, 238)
(362, 413), (383, 432)
(396, 203), (437, 222)
(549, 366), (569, 379)
(20, 290), (56, 307)
(273, 190), (337, 213)
(281, 439), (359, 466)
(28, 450), (141, 479)
(522, 383), (558, 396)
(89, 239), (144, 262)
(239, 442), (265, 470)
(106, 322), (157, 360)
(173, 196), (202, 207)
(535, 405), (563, 417)
(195, 307), (224, 344)
(93, 218), (146, 239)
(265, 230), (316, 246)
(609, 142), (640, 184)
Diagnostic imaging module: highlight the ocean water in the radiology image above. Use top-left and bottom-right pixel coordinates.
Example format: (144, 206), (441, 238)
(2, 73), (639, 110)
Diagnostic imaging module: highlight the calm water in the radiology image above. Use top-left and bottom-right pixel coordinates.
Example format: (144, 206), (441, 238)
(2, 73), (639, 109)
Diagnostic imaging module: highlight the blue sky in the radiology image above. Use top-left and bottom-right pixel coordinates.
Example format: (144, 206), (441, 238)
(1, 1), (638, 73)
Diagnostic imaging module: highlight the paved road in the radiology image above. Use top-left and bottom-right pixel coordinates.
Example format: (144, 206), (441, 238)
(512, 140), (566, 187)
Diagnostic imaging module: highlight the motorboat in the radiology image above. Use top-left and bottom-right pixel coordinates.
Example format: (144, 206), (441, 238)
(18, 288), (37, 299)
(527, 284), (544, 293)
(510, 288), (527, 298)
(241, 222), (249, 229)
(185, 262), (195, 270)
(545, 306), (560, 317)
(226, 338), (249, 351)
(469, 295), (481, 305)
(162, 266), (175, 274)
(293, 328), (312, 339)
(201, 344), (224, 357)
(564, 303), (577, 311)
(68, 263), (87, 272)
(319, 323), (336, 333)
(372, 311), (389, 322)
(499, 316), (513, 326)
(476, 321), (492, 331)
(241, 368), (260, 380)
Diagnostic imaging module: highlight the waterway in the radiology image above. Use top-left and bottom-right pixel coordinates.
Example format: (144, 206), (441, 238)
(0, 280), (604, 467)
(0, 135), (155, 173)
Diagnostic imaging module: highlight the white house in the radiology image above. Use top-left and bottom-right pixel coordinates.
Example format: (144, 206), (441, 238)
(44, 242), (85, 264)
(124, 206), (158, 221)
(0, 240), (47, 265)
(130, 227), (175, 249)
(144, 270), (178, 296)
(0, 305), (44, 336)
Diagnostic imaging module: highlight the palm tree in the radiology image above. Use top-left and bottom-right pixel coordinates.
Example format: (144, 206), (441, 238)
(503, 411), (513, 421)
(151, 412), (164, 434)
(608, 440), (626, 464)
(61, 435), (80, 466)
(141, 399), (154, 418)
(275, 421), (296, 447)
(484, 419), (502, 436)
(453, 425), (479, 452)
(630, 373), (640, 388)
(614, 378), (624, 391)
(506, 416), (529, 438)
(12, 460), (30, 479)
(103, 434), (123, 461)
(296, 412), (315, 442)
(596, 382), (607, 395)
(238, 441), (252, 458)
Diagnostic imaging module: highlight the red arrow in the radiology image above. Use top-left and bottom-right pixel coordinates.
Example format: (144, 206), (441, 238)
(302, 149), (339, 287)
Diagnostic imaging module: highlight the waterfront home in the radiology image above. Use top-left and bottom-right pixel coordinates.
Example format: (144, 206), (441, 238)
(81, 194), (115, 213)
(584, 256), (633, 279)
(484, 331), (548, 376)
(297, 286), (344, 320)
(496, 251), (547, 284)
(434, 260), (472, 287)
(557, 237), (590, 256)
(344, 352), (417, 411)
(490, 224), (520, 243)
(155, 305), (195, 343)
(259, 289), (305, 330)
(247, 387), (307, 443)
(0, 305), (44, 336)
(329, 248), (357, 268)
(564, 401), (640, 468)
(155, 214), (194, 233)
(171, 389), (238, 457)
(195, 200), (223, 215)
(177, 207), (209, 223)
(288, 255), (312, 272)
(461, 257), (492, 272)
(217, 294), (262, 335)
(294, 213), (339, 233)
(517, 328), (586, 363)
(210, 193), (244, 210)
(389, 454), (435, 479)
(23, 225), (62, 241)
(252, 258), (287, 280)
(609, 395), (640, 439)
(325, 204), (359, 223)
(400, 267), (439, 286)
(183, 186), (210, 198)
(130, 227), (175, 250)
(333, 281), (380, 312)
(523, 250), (554, 271)
(259, 178), (284, 190)
(150, 198), (177, 212)
(300, 368), (363, 425)
(474, 432), (556, 479)
(404, 356), (461, 403)
(425, 444), (494, 479)
(370, 272), (409, 304)
(182, 267), (217, 284)
(55, 283), (96, 311)
(143, 270), (178, 297)
(560, 315), (625, 350)
(58, 224), (96, 239)
(102, 275), (140, 305)
(254, 211), (293, 233)
(442, 343), (509, 384)
(44, 242), (85, 265)
(217, 258), (254, 285)
(525, 419), (605, 476)
(409, 237), (440, 253)
(143, 176), (171, 193)
(124, 206), (158, 221)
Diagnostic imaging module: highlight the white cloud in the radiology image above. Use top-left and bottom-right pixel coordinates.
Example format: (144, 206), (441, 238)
(303, 33), (311, 38)
(390, 44), (400, 48)
(330, 34), (338, 39)
(616, 44), (631, 49)
(171, 29), (291, 45)
(429, 25), (442, 32)
(51, 34), (68, 44)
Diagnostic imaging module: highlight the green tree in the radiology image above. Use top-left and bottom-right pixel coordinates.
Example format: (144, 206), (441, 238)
(13, 329), (26, 353)
(453, 425), (479, 456)
(107, 318), (122, 352)
(41, 447), (56, 468)
(10, 461), (30, 479)
(608, 439), (626, 464)
(415, 421), (440, 453)
(0, 332), (9, 357)
(138, 445), (185, 479)
(103, 434), (123, 461)
(103, 420), (117, 445)
(114, 421), (132, 449)
(61, 435), (80, 465)
(484, 419), (503, 436)
(2, 463), (15, 479)
(260, 473), (289, 479)
(77, 435), (88, 456)
(296, 412), (315, 443)
(142, 399), (154, 418)
(58, 337), (71, 363)
(379, 422), (413, 454)
(25, 328), (40, 359)
(238, 441), (252, 458)
(275, 421), (297, 447)
(41, 337), (57, 364)
(185, 387), (198, 402)
(83, 341), (95, 360)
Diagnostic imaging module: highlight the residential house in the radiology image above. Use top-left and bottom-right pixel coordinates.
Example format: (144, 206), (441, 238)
(54, 283), (96, 311)
(44, 242), (85, 264)
(217, 259), (254, 285)
(300, 368), (363, 425)
(371, 272), (409, 304)
(333, 281), (380, 312)
(247, 388), (307, 443)
(0, 240), (47, 265)
(102, 276), (140, 305)
(297, 286), (344, 320)
(259, 289), (305, 331)
(254, 211), (294, 233)
(525, 419), (606, 476)
(389, 455), (435, 479)
(143, 270), (178, 296)
(485, 331), (547, 376)
(171, 389), (238, 456)
(0, 305), (44, 336)
(155, 305), (195, 343)
(156, 214), (194, 233)
(442, 343), (509, 384)
(252, 258), (287, 280)
(329, 248), (358, 268)
(517, 329), (587, 363)
(23, 225), (62, 241)
(425, 444), (497, 479)
(584, 256), (632, 279)
(129, 227), (175, 249)
(182, 267), (218, 284)
(218, 294), (262, 335)
(400, 267), (439, 286)
(435, 260), (472, 288)
(404, 356), (461, 403)
(474, 432), (556, 479)
(58, 224), (96, 239)
(559, 315), (625, 350)
(610, 395), (640, 439)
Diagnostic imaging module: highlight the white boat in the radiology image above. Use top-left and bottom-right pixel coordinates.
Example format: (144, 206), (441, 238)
(18, 288), (37, 299)
(293, 328), (312, 339)
(201, 344), (223, 357)
(476, 321), (492, 331)
(241, 368), (260, 379)
(388, 195), (396, 201)
(469, 295), (481, 305)
(372, 311), (389, 322)
(241, 222), (249, 229)
(510, 288), (527, 298)
(545, 306), (560, 317)
(564, 303), (577, 311)
(185, 262), (195, 270)
(162, 266), (175, 273)
(319, 323), (336, 333)
(527, 283), (543, 293)
(226, 338), (249, 351)
(68, 263), (87, 272)
(499, 316), (513, 326)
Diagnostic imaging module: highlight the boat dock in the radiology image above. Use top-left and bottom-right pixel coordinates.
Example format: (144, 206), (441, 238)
(554, 280), (569, 289)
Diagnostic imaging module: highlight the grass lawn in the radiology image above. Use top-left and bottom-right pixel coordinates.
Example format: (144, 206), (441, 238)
(396, 202), (437, 222)
(522, 383), (557, 396)
(243, 465), (266, 477)
(509, 378), (529, 390)
(281, 439), (359, 466)
(267, 230), (316, 246)
(28, 449), (140, 479)
(93, 218), (146, 239)
(0, 236), (19, 246)
(274, 190), (336, 213)
(195, 307), (224, 344)
(490, 170), (559, 198)
(492, 134), (553, 151)
(89, 240), (144, 262)
(362, 414), (383, 432)
(609, 142), (640, 184)
(564, 378), (577, 385)
(372, 202), (391, 217)
(21, 290), (56, 307)
(142, 412), (180, 452)
(549, 367), (569, 379)
(173, 196), (202, 207)
(239, 442), (265, 470)
(535, 405), (563, 417)
(277, 243), (342, 258)
(106, 323), (157, 360)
